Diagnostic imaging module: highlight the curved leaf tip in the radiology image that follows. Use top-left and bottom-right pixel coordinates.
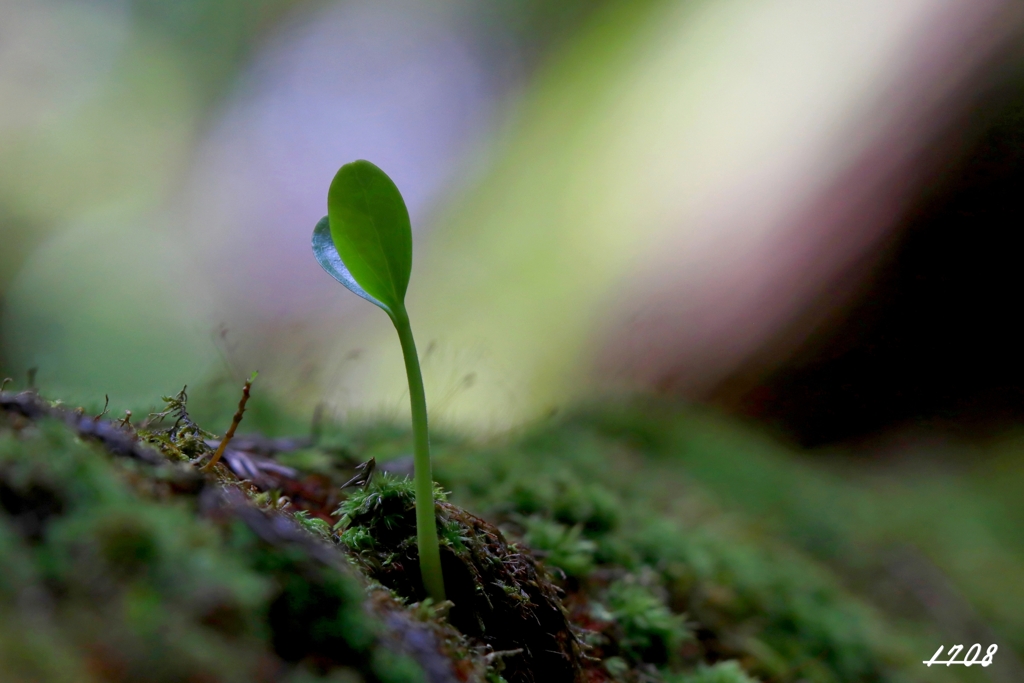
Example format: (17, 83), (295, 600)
(312, 216), (391, 314)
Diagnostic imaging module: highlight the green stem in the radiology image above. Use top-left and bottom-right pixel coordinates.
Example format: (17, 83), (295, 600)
(391, 304), (446, 603)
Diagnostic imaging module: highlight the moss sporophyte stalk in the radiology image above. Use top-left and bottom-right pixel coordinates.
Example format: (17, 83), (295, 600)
(311, 160), (446, 603)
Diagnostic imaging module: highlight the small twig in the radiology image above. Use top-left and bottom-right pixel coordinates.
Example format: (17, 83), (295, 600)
(202, 372), (257, 472)
(116, 410), (133, 429)
(0, 377), (11, 392)
(93, 395), (110, 422)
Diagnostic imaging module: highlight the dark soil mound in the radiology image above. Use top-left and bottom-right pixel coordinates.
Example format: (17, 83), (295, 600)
(336, 477), (584, 683)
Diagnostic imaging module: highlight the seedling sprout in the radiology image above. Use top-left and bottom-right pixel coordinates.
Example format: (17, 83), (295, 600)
(312, 160), (446, 602)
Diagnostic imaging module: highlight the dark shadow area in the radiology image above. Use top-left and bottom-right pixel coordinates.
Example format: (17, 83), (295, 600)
(728, 66), (1024, 447)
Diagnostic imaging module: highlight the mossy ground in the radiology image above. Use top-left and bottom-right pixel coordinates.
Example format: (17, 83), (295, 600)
(2, 383), (1019, 683)
(335, 475), (581, 682)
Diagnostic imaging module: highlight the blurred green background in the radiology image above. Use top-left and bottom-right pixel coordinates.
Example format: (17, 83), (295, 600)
(5, 0), (1022, 425)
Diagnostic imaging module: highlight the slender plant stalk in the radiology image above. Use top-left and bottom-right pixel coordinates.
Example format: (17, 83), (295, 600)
(391, 303), (446, 602)
(203, 374), (255, 472)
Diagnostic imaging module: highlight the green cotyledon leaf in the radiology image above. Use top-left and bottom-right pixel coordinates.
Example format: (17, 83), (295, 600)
(312, 216), (390, 314)
(326, 160), (412, 313)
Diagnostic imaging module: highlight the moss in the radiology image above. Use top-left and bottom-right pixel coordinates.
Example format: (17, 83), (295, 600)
(631, 523), (895, 682)
(602, 578), (690, 666)
(0, 422), (266, 681)
(334, 474), (448, 546)
(294, 510), (334, 542)
(5, 388), (1007, 683)
(0, 415), (423, 683)
(670, 661), (760, 683)
(432, 404), (977, 683)
(333, 473), (583, 683)
(140, 386), (216, 462)
(518, 516), (595, 579)
(498, 471), (620, 534)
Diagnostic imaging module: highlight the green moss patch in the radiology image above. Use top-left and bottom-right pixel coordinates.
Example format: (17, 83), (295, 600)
(4, 387), (1004, 683)
(0, 401), (426, 683)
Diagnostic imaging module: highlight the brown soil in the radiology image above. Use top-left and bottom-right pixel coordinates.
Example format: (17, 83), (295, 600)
(342, 494), (584, 683)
